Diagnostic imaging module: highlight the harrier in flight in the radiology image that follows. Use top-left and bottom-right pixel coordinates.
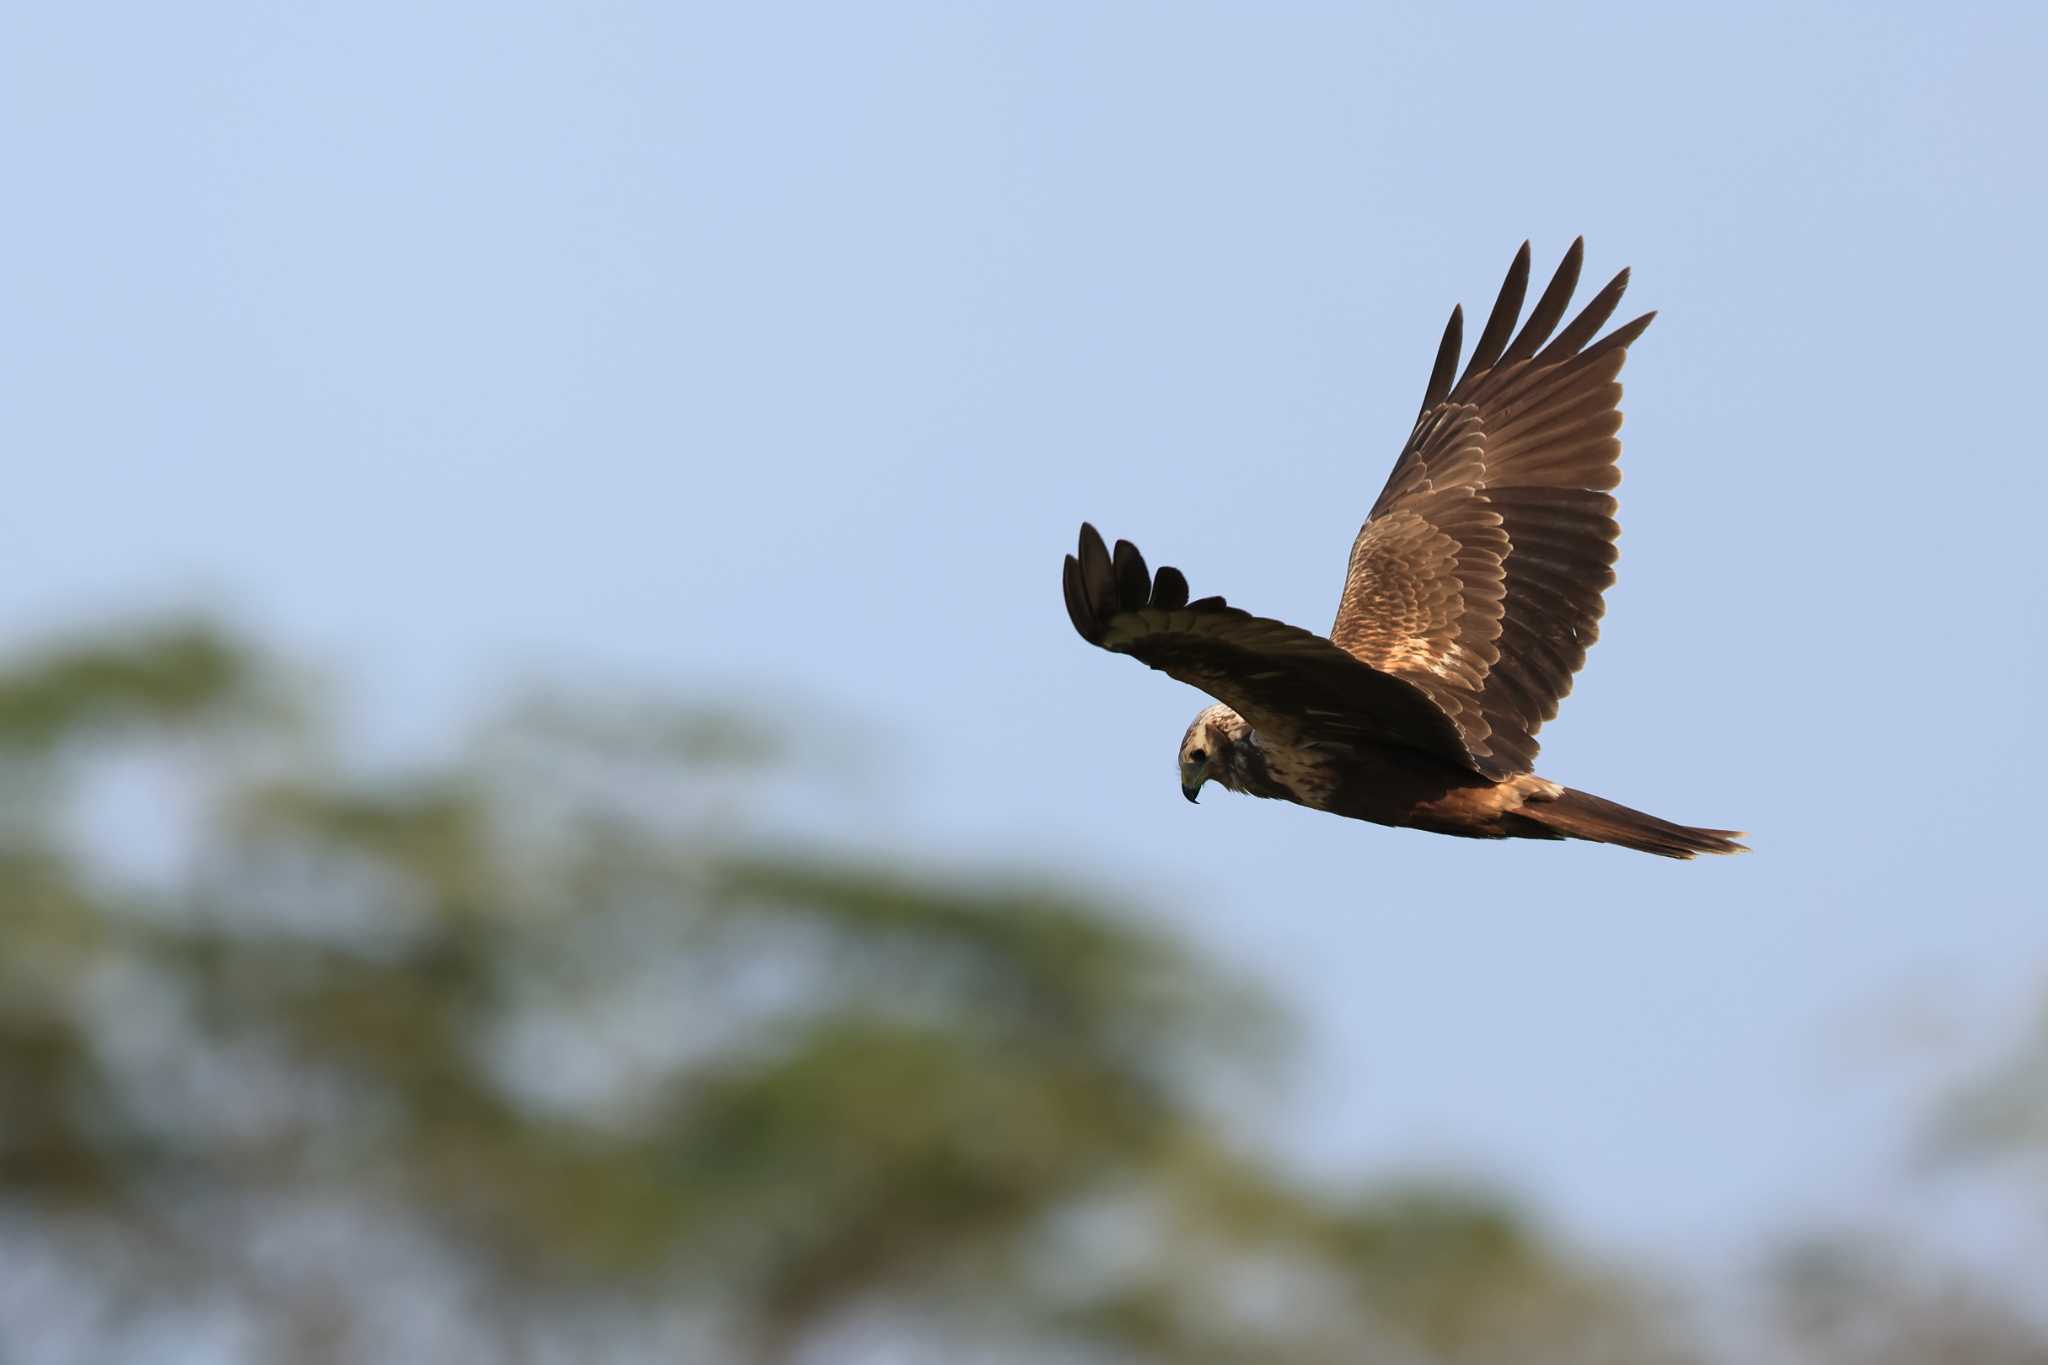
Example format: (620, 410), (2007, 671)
(1062, 240), (1744, 858)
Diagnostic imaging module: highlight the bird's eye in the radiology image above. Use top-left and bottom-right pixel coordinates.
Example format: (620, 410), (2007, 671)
(1188, 748), (1207, 765)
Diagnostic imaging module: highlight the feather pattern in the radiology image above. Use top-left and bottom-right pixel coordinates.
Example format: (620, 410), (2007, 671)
(1331, 240), (1653, 774)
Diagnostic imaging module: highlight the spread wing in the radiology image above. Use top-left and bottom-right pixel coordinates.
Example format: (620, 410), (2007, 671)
(1063, 523), (1477, 769)
(1331, 238), (1653, 776)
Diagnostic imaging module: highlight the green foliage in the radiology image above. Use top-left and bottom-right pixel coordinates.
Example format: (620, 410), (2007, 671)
(0, 620), (268, 751)
(0, 621), (1692, 1363)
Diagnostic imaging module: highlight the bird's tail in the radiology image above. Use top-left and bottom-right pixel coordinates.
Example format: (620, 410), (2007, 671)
(1517, 787), (1747, 859)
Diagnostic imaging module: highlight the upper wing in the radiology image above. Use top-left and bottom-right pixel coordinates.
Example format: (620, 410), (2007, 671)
(1331, 239), (1654, 776)
(1063, 523), (1478, 770)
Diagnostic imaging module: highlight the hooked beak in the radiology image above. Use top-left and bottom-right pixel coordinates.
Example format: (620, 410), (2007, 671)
(1182, 783), (1201, 804)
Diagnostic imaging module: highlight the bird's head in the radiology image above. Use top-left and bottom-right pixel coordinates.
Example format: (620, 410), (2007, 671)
(1179, 704), (1250, 804)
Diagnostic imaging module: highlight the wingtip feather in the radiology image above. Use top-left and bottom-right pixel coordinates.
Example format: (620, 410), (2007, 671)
(1111, 538), (1151, 610)
(1062, 553), (1097, 640)
(1535, 265), (1632, 365)
(1460, 241), (1532, 387)
(1500, 238), (1586, 366)
(1075, 523), (1117, 625)
(1151, 564), (1190, 610)
(1421, 304), (1463, 417)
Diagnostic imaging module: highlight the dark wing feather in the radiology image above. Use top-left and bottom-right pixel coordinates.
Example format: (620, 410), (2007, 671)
(1063, 524), (1478, 770)
(1418, 306), (1463, 419)
(1459, 240), (1528, 385)
(1332, 239), (1653, 775)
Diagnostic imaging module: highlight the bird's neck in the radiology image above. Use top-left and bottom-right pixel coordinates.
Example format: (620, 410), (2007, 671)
(1221, 732), (1290, 800)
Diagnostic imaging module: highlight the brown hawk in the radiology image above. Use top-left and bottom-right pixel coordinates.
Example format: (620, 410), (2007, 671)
(1063, 240), (1745, 858)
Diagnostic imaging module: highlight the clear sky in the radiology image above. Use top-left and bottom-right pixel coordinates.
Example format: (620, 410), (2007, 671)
(6, 2), (2045, 1273)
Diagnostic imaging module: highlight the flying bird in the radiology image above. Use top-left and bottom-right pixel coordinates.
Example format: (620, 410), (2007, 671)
(1062, 240), (1745, 859)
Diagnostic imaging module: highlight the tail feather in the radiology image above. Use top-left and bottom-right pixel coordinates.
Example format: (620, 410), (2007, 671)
(1518, 787), (1747, 860)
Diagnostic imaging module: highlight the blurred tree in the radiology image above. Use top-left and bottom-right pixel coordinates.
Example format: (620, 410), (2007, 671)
(1929, 998), (2048, 1187)
(1769, 1237), (2048, 1365)
(0, 621), (1692, 1364)
(1755, 977), (2048, 1365)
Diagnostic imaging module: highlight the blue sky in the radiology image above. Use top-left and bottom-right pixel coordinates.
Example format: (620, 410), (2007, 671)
(6, 2), (2046, 1271)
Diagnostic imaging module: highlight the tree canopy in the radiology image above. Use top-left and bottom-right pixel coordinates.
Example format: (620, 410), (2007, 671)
(0, 622), (1685, 1364)
(3, 622), (2042, 1364)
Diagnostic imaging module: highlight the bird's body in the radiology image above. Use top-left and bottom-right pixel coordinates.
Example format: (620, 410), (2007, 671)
(1065, 241), (1745, 859)
(1177, 702), (1731, 857)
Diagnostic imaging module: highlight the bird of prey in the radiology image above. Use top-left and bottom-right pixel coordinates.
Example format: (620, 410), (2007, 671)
(1062, 240), (1745, 858)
